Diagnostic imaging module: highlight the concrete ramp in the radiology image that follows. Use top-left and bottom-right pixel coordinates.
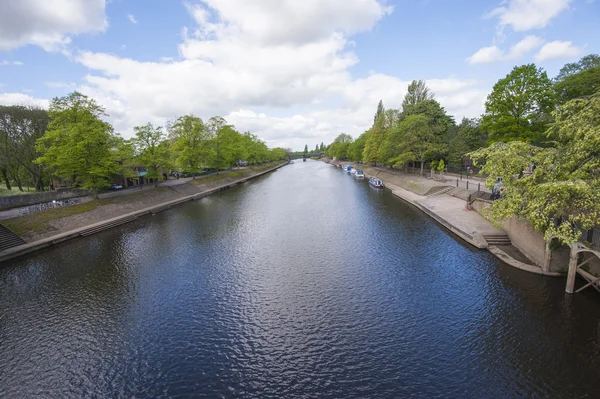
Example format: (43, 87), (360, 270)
(169, 183), (203, 196)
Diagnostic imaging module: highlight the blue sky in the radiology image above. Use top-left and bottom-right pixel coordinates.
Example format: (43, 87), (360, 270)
(0, 0), (598, 150)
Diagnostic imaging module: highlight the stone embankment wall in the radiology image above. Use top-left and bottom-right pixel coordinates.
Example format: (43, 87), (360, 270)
(0, 189), (89, 211)
(472, 198), (569, 273)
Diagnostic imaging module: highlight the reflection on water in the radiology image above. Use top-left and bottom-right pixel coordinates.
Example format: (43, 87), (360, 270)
(1, 160), (600, 398)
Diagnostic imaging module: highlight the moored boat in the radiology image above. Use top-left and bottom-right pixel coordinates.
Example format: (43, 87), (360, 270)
(369, 177), (384, 188)
(347, 166), (353, 173)
(355, 170), (365, 179)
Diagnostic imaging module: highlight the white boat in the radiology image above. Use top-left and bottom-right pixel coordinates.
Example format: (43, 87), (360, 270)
(342, 165), (349, 172)
(355, 170), (365, 179)
(369, 177), (384, 188)
(347, 166), (353, 173)
(350, 169), (357, 175)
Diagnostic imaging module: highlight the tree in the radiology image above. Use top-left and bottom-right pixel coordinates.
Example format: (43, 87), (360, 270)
(0, 105), (50, 191)
(402, 80), (434, 109)
(384, 114), (446, 174)
(315, 144), (319, 153)
(363, 103), (388, 165)
(36, 92), (119, 198)
(325, 133), (354, 159)
(470, 93), (600, 268)
(374, 100), (385, 124)
(304, 144), (308, 154)
(446, 118), (487, 166)
(347, 131), (369, 162)
(554, 55), (600, 103)
(171, 115), (213, 178)
(132, 123), (171, 187)
(320, 142), (325, 151)
(482, 64), (555, 144)
(555, 54), (600, 81)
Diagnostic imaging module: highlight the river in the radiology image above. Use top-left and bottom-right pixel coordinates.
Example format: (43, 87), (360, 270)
(1, 159), (599, 398)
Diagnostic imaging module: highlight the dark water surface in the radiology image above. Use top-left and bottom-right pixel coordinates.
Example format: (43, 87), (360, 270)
(1, 160), (600, 398)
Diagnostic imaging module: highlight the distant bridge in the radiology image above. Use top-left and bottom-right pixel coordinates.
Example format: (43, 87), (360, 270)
(288, 152), (324, 160)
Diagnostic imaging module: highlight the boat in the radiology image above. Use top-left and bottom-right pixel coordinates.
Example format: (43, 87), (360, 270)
(350, 169), (357, 176)
(342, 165), (348, 171)
(347, 166), (353, 173)
(369, 177), (384, 188)
(355, 170), (365, 179)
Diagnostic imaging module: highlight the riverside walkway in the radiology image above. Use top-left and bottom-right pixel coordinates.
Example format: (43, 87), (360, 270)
(333, 160), (553, 275)
(0, 162), (288, 263)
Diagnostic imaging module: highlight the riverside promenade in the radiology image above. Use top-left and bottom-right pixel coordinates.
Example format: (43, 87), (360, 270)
(0, 162), (288, 263)
(331, 160), (557, 276)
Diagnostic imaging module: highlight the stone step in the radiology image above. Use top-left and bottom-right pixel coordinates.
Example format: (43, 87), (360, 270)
(483, 233), (511, 246)
(80, 215), (139, 236)
(0, 224), (26, 251)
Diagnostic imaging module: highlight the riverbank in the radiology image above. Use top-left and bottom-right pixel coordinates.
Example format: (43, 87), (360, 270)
(325, 159), (562, 276)
(0, 161), (288, 263)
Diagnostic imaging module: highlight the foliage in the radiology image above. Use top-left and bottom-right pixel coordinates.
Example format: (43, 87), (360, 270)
(384, 114), (446, 173)
(470, 93), (600, 244)
(347, 131), (369, 161)
(36, 92), (120, 197)
(446, 118), (487, 166)
(171, 115), (213, 178)
(0, 105), (50, 191)
(402, 80), (434, 109)
(132, 123), (171, 186)
(325, 133), (354, 159)
(555, 65), (600, 104)
(555, 54), (600, 82)
(482, 64), (555, 144)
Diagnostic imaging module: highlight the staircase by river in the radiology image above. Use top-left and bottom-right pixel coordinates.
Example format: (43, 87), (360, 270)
(483, 233), (511, 246)
(0, 224), (26, 251)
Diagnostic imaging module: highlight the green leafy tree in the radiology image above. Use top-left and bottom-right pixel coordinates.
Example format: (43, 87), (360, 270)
(402, 80), (434, 109)
(36, 92), (119, 198)
(304, 144), (308, 154)
(132, 123), (171, 187)
(470, 93), (600, 268)
(325, 133), (353, 160)
(171, 115), (213, 178)
(320, 142), (325, 151)
(0, 105), (50, 191)
(374, 99), (385, 123)
(384, 114), (446, 174)
(482, 64), (555, 144)
(554, 55), (600, 103)
(555, 54), (600, 81)
(446, 118), (487, 166)
(347, 131), (369, 162)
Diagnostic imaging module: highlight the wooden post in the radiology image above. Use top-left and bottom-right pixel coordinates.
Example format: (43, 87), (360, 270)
(566, 244), (579, 294)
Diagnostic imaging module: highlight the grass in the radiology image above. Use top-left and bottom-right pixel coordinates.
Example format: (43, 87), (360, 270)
(2, 188), (172, 237)
(191, 162), (282, 185)
(0, 186), (37, 197)
(3, 200), (105, 236)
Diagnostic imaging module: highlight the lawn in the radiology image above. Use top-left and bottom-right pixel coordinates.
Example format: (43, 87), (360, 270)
(0, 186), (37, 197)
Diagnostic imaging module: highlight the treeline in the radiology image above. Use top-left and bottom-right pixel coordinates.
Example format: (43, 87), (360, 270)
(0, 92), (288, 196)
(325, 54), (600, 174)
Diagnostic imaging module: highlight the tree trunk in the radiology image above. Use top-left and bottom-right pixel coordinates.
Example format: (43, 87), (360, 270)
(93, 187), (99, 199)
(1, 167), (11, 190)
(420, 161), (424, 176)
(15, 176), (23, 192)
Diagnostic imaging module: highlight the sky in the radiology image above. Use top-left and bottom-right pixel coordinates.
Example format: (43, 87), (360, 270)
(0, 0), (598, 151)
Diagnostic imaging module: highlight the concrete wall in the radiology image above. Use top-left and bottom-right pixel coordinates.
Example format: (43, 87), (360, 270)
(0, 189), (89, 211)
(472, 199), (569, 273)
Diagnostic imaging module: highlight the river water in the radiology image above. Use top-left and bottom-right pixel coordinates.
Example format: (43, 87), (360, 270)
(1, 160), (600, 398)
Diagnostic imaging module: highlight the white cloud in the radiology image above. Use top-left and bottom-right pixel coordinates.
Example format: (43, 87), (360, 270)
(185, 0), (393, 45)
(466, 35), (544, 64)
(0, 0), (107, 51)
(0, 93), (49, 108)
(534, 40), (583, 61)
(0, 60), (24, 66)
(128, 14), (138, 25)
(488, 0), (573, 31)
(0, 0), (486, 149)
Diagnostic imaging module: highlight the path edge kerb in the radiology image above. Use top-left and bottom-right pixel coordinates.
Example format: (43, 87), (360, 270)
(0, 162), (289, 264)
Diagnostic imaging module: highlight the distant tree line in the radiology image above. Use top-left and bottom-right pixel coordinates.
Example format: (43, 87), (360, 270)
(0, 92), (288, 197)
(325, 54), (600, 176)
